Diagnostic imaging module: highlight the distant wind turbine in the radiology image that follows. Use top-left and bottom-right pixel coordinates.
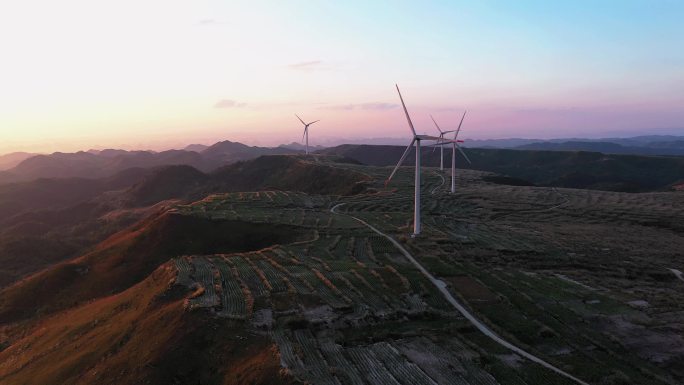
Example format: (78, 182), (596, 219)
(386, 84), (441, 236)
(432, 112), (471, 193)
(295, 114), (320, 155)
(431, 115), (456, 171)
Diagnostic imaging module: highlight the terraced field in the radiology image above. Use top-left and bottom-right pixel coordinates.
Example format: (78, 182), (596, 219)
(171, 157), (684, 384)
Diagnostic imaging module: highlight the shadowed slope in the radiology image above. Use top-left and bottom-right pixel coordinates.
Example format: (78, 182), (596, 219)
(0, 211), (310, 324)
(0, 263), (296, 385)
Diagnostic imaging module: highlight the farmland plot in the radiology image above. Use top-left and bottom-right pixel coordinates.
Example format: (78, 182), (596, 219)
(292, 329), (341, 385)
(233, 256), (269, 297)
(213, 258), (248, 319)
(188, 257), (220, 308)
(370, 342), (438, 385)
(174, 257), (194, 286)
(298, 268), (348, 309)
(319, 340), (366, 385)
(345, 345), (402, 385)
(256, 259), (288, 293)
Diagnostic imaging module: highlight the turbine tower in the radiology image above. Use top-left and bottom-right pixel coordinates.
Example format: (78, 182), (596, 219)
(386, 85), (441, 237)
(295, 114), (320, 155)
(431, 112), (471, 193)
(431, 115), (456, 171)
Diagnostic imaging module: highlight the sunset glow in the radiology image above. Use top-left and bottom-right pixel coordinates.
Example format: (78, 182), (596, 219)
(1, 0), (682, 153)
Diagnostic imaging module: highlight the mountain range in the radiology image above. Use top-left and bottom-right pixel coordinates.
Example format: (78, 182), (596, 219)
(3, 135), (682, 180)
(0, 141), (299, 185)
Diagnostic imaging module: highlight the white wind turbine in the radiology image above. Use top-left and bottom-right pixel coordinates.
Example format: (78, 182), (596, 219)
(295, 114), (320, 155)
(431, 115), (456, 171)
(386, 85), (442, 237)
(431, 111), (472, 193)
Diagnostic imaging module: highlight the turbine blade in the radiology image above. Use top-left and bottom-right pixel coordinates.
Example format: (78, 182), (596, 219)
(457, 144), (472, 164)
(386, 138), (416, 186)
(430, 115), (443, 134)
(302, 126), (307, 141)
(454, 110), (467, 140)
(295, 114), (306, 125)
(308, 120), (320, 125)
(395, 84), (417, 137)
(432, 133), (444, 153)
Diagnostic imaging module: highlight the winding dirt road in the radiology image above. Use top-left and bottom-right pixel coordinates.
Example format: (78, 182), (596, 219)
(331, 202), (591, 385)
(430, 171), (446, 195)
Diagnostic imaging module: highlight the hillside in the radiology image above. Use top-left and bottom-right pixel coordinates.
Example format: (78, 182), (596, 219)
(125, 155), (370, 206)
(320, 144), (684, 192)
(0, 150), (206, 184)
(0, 210), (311, 324)
(0, 262), (295, 385)
(0, 168), (157, 288)
(0, 156), (368, 289)
(0, 168), (150, 222)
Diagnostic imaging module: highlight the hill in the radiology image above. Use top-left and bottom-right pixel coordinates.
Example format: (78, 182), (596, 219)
(0, 152), (36, 171)
(0, 210), (311, 324)
(201, 140), (297, 163)
(184, 143), (209, 152)
(320, 144), (684, 192)
(0, 168), (151, 222)
(278, 142), (326, 151)
(125, 155), (370, 206)
(0, 150), (207, 184)
(0, 262), (294, 385)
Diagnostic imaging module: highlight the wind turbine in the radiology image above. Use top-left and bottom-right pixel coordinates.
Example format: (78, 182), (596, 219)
(386, 85), (441, 237)
(295, 114), (320, 155)
(431, 115), (456, 171)
(431, 112), (472, 193)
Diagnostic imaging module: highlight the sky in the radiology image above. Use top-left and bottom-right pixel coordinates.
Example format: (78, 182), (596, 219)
(0, 0), (683, 154)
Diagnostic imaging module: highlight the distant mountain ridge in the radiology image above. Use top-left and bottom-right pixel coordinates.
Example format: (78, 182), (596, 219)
(0, 152), (37, 171)
(278, 142), (326, 151)
(0, 141), (303, 185)
(463, 135), (684, 149)
(514, 140), (684, 156)
(183, 143), (209, 152)
(2, 135), (683, 186)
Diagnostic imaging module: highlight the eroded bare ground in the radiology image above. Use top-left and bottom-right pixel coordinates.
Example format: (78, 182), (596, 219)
(173, 159), (684, 385)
